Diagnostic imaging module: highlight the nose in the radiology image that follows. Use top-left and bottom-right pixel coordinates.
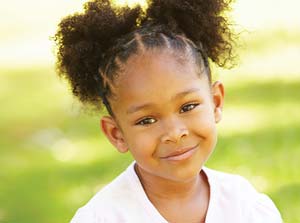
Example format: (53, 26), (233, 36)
(160, 117), (189, 144)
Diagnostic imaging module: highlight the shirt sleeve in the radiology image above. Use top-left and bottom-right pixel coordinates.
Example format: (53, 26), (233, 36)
(246, 192), (283, 223)
(232, 175), (283, 223)
(70, 207), (102, 223)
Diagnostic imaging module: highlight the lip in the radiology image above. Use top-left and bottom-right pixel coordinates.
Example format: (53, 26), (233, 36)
(160, 144), (198, 161)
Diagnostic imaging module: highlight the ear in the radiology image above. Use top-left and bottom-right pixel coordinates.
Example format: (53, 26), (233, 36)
(100, 116), (128, 153)
(212, 81), (225, 123)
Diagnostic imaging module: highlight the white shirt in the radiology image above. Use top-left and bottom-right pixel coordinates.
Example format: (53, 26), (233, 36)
(70, 162), (282, 223)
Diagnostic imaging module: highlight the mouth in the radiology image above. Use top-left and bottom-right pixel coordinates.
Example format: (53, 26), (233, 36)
(160, 144), (198, 162)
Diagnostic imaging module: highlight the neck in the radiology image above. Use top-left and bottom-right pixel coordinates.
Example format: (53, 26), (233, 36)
(134, 164), (204, 201)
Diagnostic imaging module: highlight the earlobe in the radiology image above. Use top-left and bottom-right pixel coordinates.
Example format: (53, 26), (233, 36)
(100, 116), (128, 153)
(212, 81), (225, 123)
(214, 107), (222, 123)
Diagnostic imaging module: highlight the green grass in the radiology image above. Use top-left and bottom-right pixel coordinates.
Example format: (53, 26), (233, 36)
(1, 30), (300, 223)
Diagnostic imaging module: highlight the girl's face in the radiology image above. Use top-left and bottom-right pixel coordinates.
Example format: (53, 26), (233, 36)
(101, 50), (224, 183)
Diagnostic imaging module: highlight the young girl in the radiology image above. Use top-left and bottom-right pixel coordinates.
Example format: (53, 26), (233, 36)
(54, 0), (282, 222)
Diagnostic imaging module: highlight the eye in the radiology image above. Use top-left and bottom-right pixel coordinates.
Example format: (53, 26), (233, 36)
(180, 103), (199, 113)
(135, 117), (157, 126)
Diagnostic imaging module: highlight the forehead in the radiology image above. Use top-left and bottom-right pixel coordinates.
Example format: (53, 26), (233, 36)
(110, 51), (209, 113)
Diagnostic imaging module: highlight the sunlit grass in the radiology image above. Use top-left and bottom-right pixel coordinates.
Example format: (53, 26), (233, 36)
(1, 0), (300, 221)
(1, 62), (299, 222)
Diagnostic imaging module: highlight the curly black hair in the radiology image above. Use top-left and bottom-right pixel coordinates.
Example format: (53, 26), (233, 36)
(54, 0), (236, 115)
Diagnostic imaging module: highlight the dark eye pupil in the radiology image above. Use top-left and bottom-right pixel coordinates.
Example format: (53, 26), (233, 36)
(141, 118), (155, 125)
(187, 104), (194, 110)
(182, 104), (194, 112)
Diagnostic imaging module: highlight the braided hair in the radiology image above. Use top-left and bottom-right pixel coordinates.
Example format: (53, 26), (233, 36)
(54, 0), (235, 115)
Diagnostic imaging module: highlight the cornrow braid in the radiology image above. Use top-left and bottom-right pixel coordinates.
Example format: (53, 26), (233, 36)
(98, 24), (210, 115)
(54, 0), (235, 114)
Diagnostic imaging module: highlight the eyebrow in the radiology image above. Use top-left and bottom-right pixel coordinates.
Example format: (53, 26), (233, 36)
(126, 87), (200, 114)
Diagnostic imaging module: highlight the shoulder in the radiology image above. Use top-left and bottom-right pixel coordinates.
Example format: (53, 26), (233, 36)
(70, 162), (143, 223)
(203, 167), (282, 223)
(204, 167), (257, 195)
(70, 207), (99, 223)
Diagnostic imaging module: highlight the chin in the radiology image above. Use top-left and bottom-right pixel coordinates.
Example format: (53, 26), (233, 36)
(166, 162), (203, 183)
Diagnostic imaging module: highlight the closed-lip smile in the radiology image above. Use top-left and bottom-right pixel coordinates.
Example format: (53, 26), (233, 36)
(160, 144), (199, 161)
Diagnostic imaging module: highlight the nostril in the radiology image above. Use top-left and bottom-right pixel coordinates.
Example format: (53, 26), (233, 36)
(181, 128), (188, 137)
(161, 128), (189, 143)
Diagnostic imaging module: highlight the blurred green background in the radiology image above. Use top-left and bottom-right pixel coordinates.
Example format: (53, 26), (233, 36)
(0, 0), (299, 222)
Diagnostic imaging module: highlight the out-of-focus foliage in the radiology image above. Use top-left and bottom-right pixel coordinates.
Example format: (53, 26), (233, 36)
(0, 0), (299, 222)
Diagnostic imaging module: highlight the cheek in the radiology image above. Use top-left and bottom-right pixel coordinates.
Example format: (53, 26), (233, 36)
(125, 128), (160, 157)
(188, 109), (217, 135)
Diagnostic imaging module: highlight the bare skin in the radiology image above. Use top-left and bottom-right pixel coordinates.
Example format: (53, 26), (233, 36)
(101, 50), (224, 222)
(135, 164), (210, 223)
